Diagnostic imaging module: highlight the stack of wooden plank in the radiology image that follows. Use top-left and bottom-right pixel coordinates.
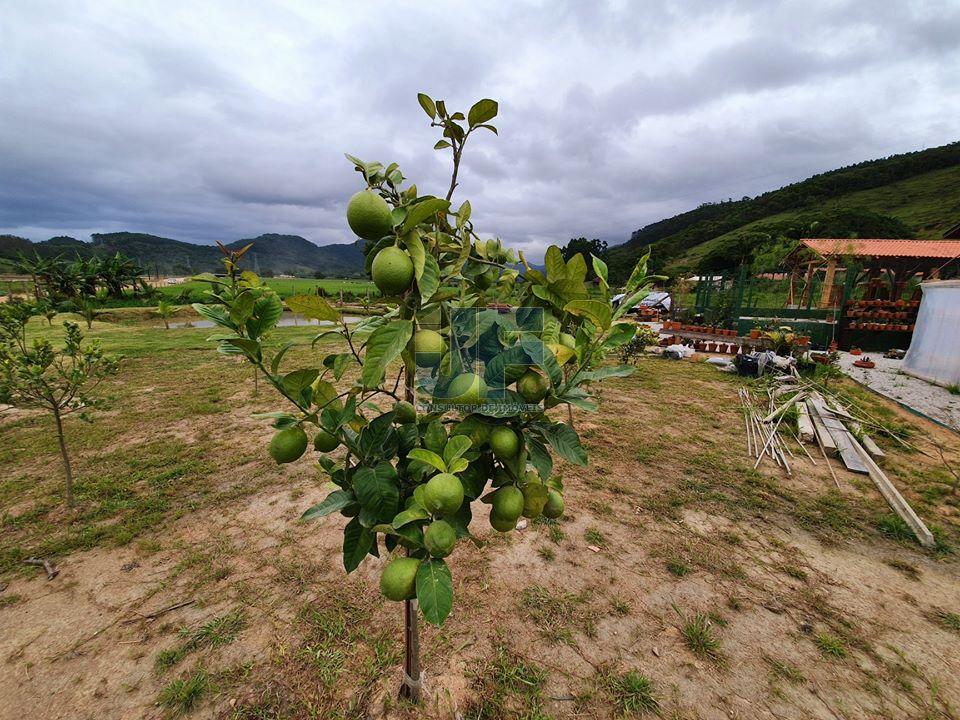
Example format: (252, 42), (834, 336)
(739, 382), (935, 548)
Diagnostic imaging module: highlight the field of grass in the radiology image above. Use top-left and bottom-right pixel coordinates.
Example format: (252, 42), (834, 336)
(2, 313), (959, 719)
(155, 277), (376, 300)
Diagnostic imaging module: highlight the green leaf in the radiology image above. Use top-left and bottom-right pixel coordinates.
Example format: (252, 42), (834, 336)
(270, 341), (296, 375)
(580, 365), (635, 382)
(554, 387), (598, 411)
(457, 200), (471, 228)
(447, 457), (469, 474)
(358, 415), (399, 463)
(564, 300), (612, 331)
(467, 98), (498, 127)
(192, 303), (234, 330)
(352, 464), (399, 524)
(521, 338), (563, 387)
(301, 489), (354, 521)
(418, 93), (437, 119)
(544, 246), (567, 284)
(361, 320), (413, 388)
(434, 140), (451, 150)
(323, 352), (354, 381)
(442, 435), (472, 467)
(220, 337), (260, 357)
(282, 368), (319, 398)
(418, 253), (441, 301)
(311, 378), (339, 408)
(526, 435), (553, 481)
(423, 420), (447, 453)
(565, 253), (588, 285)
(405, 230), (426, 281)
(407, 448), (447, 474)
(416, 558), (453, 626)
(602, 323), (636, 350)
(286, 295), (339, 322)
(625, 249), (652, 293)
(342, 516), (373, 572)
(541, 422), (588, 466)
(402, 198), (451, 233)
(613, 288), (651, 319)
(592, 255), (609, 288)
(247, 293), (283, 339)
(392, 505), (430, 528)
(530, 284), (567, 311)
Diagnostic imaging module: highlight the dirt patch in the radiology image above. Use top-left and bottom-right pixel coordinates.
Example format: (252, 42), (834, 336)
(2, 354), (959, 719)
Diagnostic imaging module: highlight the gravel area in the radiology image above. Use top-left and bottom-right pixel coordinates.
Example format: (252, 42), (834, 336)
(838, 352), (960, 432)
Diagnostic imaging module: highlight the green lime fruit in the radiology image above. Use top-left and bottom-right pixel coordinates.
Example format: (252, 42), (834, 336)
(489, 508), (519, 532)
(559, 332), (576, 349)
(371, 246), (414, 296)
(410, 329), (445, 368)
(313, 429), (340, 453)
(443, 373), (487, 405)
(521, 482), (549, 518)
(517, 370), (548, 403)
(491, 485), (524, 521)
(269, 426), (308, 464)
(424, 520), (457, 558)
(422, 472), (464, 516)
(490, 426), (520, 461)
(346, 189), (393, 241)
(543, 490), (564, 519)
(380, 557), (421, 601)
(394, 400), (416, 424)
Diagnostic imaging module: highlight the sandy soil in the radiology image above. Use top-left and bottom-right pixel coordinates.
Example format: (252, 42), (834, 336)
(2, 359), (959, 720)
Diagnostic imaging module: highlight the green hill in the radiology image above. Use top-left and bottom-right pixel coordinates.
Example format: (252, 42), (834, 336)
(607, 141), (960, 279)
(0, 231), (366, 277)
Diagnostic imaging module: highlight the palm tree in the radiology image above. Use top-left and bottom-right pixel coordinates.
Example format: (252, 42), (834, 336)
(73, 295), (99, 330)
(155, 300), (174, 329)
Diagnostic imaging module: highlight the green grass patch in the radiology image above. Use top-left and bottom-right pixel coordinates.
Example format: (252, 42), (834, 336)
(156, 608), (245, 672)
(158, 667), (208, 716)
(815, 632), (847, 659)
(602, 670), (660, 716)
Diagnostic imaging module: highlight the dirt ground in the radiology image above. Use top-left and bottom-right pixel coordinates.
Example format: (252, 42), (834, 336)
(2, 341), (959, 720)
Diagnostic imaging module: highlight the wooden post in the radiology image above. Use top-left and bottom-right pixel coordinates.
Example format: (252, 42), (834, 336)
(819, 257), (837, 309)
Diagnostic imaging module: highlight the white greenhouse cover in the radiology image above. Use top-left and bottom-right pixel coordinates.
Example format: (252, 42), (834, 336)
(902, 280), (960, 387)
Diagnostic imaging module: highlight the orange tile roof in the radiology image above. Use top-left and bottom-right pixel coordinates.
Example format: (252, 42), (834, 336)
(801, 238), (960, 259)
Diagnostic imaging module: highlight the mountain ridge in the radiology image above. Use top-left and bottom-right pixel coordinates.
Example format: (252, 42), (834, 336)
(0, 231), (366, 277)
(607, 140), (960, 279)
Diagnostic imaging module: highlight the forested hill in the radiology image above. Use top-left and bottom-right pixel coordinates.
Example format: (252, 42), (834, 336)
(0, 231), (366, 277)
(606, 141), (960, 279)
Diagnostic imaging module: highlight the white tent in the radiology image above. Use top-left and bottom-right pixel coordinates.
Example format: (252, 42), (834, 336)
(902, 280), (960, 387)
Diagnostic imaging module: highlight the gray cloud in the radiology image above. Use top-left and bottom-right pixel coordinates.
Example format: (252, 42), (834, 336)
(1, 0), (958, 261)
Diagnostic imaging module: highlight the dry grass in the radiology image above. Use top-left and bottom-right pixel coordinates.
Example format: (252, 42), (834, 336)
(2, 320), (960, 719)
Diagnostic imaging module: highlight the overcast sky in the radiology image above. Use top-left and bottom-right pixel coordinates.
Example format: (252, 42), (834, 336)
(2, 1), (958, 260)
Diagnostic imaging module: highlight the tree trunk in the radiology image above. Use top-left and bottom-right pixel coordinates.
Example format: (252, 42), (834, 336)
(53, 406), (75, 507)
(399, 357), (422, 703)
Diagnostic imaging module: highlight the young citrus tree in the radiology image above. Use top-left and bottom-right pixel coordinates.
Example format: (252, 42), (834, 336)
(0, 308), (121, 507)
(192, 94), (655, 700)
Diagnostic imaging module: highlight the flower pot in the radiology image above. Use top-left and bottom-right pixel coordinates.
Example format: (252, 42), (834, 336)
(850, 347), (862, 356)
